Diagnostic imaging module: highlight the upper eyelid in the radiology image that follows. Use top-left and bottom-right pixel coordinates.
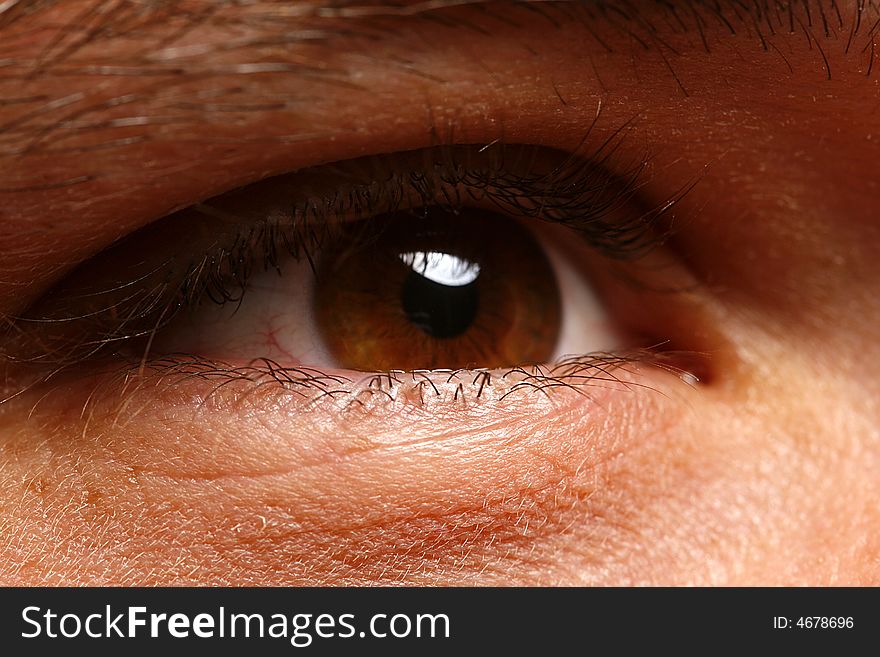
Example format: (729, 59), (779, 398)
(188, 141), (675, 259)
(0, 1), (871, 326)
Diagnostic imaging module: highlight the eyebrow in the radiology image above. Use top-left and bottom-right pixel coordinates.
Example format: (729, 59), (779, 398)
(0, 0), (873, 185)
(2, 0), (875, 72)
(0, 0), (874, 178)
(0, 0), (868, 223)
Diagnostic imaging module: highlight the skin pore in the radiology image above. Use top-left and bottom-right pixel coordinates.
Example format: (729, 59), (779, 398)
(0, 0), (879, 585)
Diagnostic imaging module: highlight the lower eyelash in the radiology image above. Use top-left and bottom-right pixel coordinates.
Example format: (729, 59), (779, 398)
(50, 348), (699, 421)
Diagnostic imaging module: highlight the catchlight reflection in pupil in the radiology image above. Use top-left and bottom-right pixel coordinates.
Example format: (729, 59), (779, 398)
(314, 207), (562, 371)
(400, 251), (480, 339)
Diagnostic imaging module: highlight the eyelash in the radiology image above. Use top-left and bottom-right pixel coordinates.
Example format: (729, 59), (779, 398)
(117, 349), (690, 414)
(179, 137), (690, 313)
(3, 135), (698, 405)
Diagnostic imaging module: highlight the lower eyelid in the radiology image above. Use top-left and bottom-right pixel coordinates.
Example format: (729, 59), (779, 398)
(45, 349), (697, 431)
(30, 350), (693, 471)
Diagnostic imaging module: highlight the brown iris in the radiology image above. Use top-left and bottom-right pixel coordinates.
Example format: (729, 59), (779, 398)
(314, 207), (561, 371)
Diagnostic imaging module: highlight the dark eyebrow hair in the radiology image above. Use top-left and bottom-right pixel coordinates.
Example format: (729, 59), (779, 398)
(0, 0), (875, 164)
(2, 0), (877, 62)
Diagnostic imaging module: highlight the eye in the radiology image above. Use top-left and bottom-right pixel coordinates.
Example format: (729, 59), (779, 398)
(155, 204), (616, 371)
(12, 143), (700, 386)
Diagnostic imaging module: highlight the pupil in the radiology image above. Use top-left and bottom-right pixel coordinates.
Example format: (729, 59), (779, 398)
(400, 251), (480, 339)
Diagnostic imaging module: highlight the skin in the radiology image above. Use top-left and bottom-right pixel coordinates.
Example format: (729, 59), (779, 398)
(0, 0), (879, 585)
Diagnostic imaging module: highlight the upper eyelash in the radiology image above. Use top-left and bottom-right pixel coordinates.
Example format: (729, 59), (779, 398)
(182, 140), (691, 309)
(2, 137), (693, 372)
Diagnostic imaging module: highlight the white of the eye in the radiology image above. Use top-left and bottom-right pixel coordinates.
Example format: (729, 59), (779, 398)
(533, 226), (619, 361)
(399, 251), (480, 287)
